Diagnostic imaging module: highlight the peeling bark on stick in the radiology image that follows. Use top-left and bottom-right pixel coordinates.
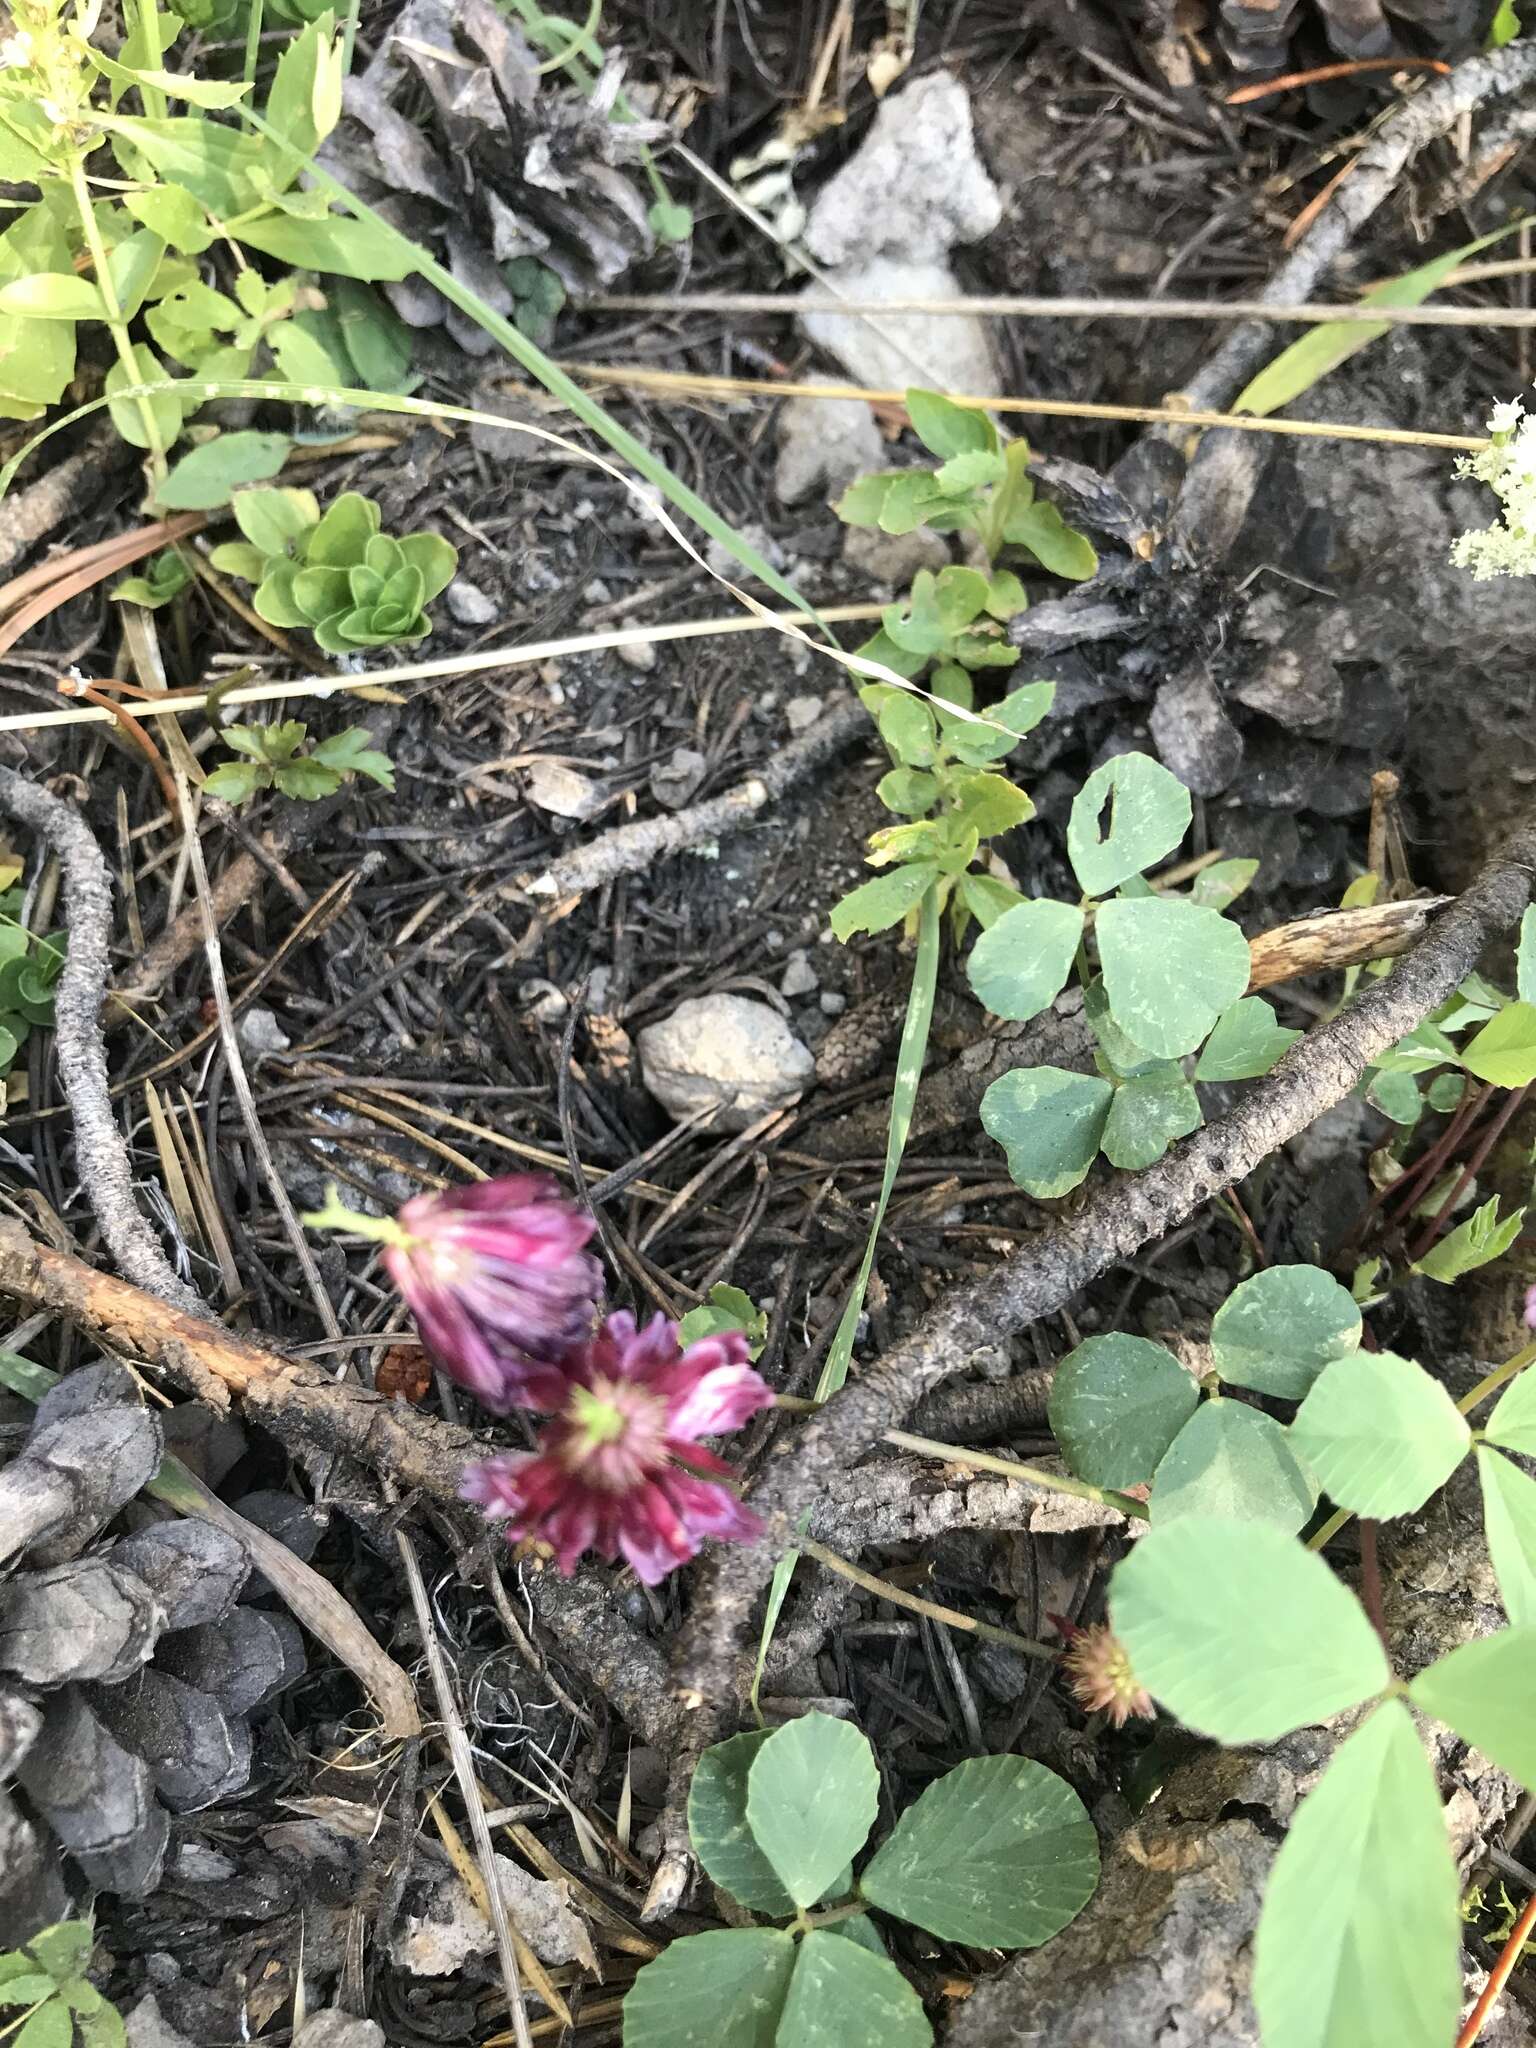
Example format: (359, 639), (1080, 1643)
(673, 817), (1536, 1714)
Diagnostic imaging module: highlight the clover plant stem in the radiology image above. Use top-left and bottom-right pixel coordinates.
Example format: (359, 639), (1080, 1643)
(66, 151), (166, 479)
(243, 0), (265, 85)
(772, 1398), (1149, 1520)
(797, 1902), (870, 1932)
(0, 2000), (49, 2045)
(801, 1535), (1057, 1660)
(1457, 1337), (1536, 1416)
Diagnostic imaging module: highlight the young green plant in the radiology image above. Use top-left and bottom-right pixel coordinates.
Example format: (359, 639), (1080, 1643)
(624, 1711), (1099, 2048)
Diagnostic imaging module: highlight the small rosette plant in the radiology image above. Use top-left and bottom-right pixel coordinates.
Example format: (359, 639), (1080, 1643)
(209, 488), (457, 655)
(624, 1712), (1100, 2048)
(203, 721), (394, 804)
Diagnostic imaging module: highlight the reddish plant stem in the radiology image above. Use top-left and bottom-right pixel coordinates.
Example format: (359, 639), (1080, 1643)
(1407, 1082), (1533, 1264)
(1457, 1886), (1536, 2048)
(57, 678), (179, 819)
(1340, 1082), (1490, 1256)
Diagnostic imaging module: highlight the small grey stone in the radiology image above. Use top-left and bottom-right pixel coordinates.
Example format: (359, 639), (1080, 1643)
(785, 695), (824, 735)
(236, 1006), (290, 1058)
(780, 950), (819, 998)
(292, 2015), (385, 2048)
(819, 990), (847, 1016)
(775, 378), (885, 505)
(1150, 668), (1244, 797)
(651, 748), (707, 810)
(617, 622), (658, 672)
(843, 519), (948, 588)
(127, 1995), (199, 2048)
(638, 994), (815, 1132)
(445, 580), (497, 627)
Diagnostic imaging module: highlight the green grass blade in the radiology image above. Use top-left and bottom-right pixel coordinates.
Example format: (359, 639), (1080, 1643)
(1235, 218), (1532, 417)
(815, 882), (941, 1401)
(750, 1509), (813, 1724)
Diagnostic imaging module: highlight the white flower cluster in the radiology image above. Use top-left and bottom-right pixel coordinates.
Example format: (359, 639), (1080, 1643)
(1451, 396), (1536, 579)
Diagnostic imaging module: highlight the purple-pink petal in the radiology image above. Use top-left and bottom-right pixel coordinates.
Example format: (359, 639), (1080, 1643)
(666, 1362), (775, 1442)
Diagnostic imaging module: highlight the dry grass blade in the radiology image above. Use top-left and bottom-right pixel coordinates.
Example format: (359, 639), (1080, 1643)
(147, 1455), (422, 1740)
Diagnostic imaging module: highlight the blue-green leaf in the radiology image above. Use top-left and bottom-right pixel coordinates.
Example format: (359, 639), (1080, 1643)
(980, 1066), (1112, 1199)
(1111, 1518), (1390, 1743)
(965, 900), (1083, 1023)
(1049, 1333), (1198, 1489)
(860, 1756), (1098, 1948)
(1067, 753), (1191, 897)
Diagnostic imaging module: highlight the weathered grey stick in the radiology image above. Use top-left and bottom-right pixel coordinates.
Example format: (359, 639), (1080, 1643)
(673, 814), (1536, 1710)
(0, 767), (207, 1315)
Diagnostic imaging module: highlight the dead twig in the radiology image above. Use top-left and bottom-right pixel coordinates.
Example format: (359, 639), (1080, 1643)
(0, 768), (206, 1315)
(517, 696), (868, 904)
(672, 813), (1536, 1714)
(1179, 39), (1536, 414)
(0, 432), (132, 577)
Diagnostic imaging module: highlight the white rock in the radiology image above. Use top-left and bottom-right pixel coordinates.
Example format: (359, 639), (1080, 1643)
(775, 375), (885, 505)
(446, 579), (497, 626)
(523, 760), (599, 820)
(236, 1006), (290, 1058)
(801, 253), (1000, 398)
(785, 695), (825, 735)
(292, 2017), (385, 2048)
(780, 950), (819, 998)
(392, 1855), (597, 1977)
(617, 620), (657, 671)
(843, 520), (949, 587)
(798, 74), (1003, 397)
(639, 994), (815, 1132)
(804, 73), (1002, 267)
(819, 990), (847, 1016)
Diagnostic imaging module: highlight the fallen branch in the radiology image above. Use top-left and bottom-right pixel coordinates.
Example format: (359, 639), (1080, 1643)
(0, 432), (132, 578)
(672, 813), (1536, 1712)
(1177, 40), (1536, 415)
(516, 695), (868, 904)
(0, 768), (205, 1315)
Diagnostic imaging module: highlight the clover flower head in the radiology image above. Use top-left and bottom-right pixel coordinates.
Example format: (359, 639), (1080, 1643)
(304, 1175), (602, 1412)
(460, 1311), (774, 1585)
(1061, 1623), (1155, 1729)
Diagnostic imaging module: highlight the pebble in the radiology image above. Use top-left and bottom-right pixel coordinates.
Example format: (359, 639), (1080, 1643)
(523, 760), (599, 820)
(445, 579), (497, 627)
(651, 747), (707, 810)
(780, 949), (819, 998)
(638, 994), (815, 1132)
(785, 695), (824, 735)
(819, 990), (847, 1016)
(617, 619), (658, 672)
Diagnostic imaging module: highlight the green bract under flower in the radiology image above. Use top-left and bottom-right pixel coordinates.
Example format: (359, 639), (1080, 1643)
(209, 486), (458, 654)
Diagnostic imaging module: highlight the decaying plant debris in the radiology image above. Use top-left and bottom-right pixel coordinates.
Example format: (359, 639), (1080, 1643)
(7, 4), (1536, 2044)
